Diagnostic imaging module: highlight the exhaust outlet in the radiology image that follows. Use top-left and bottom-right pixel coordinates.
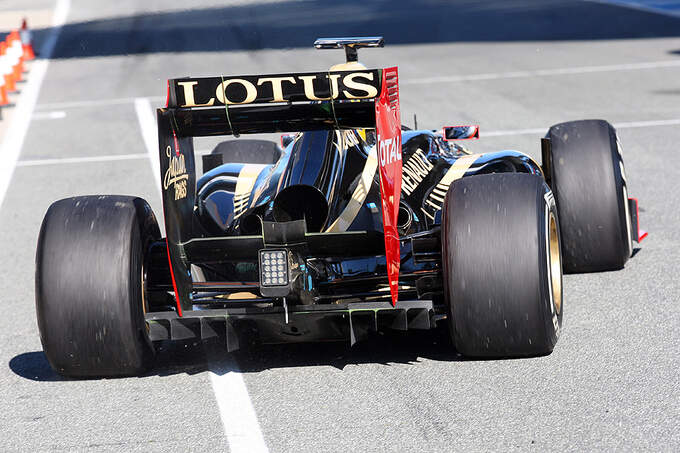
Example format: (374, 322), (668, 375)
(273, 185), (329, 232)
(240, 213), (263, 235)
(397, 202), (413, 232)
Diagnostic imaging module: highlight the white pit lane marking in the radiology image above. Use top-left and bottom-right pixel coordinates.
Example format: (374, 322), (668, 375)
(402, 60), (680, 85)
(31, 58), (680, 112)
(17, 116), (680, 168)
(32, 110), (66, 120)
(587, 0), (680, 18)
(16, 149), (211, 167)
(134, 97), (269, 453)
(209, 356), (270, 453)
(17, 153), (148, 167)
(483, 118), (680, 137)
(0, 0), (70, 211)
(35, 95), (165, 111)
(134, 98), (162, 195)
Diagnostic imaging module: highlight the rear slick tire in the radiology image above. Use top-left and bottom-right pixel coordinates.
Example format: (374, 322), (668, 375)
(441, 174), (563, 357)
(35, 196), (160, 378)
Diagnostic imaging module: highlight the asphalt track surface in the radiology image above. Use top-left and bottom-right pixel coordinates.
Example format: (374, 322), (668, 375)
(1, 0), (679, 451)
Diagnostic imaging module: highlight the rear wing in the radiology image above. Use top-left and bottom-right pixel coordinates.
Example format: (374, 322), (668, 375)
(164, 69), (384, 136)
(157, 67), (402, 314)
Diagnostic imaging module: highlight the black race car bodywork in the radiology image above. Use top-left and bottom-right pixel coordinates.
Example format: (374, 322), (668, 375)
(149, 59), (416, 347)
(143, 42), (644, 351)
(149, 127), (546, 346)
(35, 38), (646, 376)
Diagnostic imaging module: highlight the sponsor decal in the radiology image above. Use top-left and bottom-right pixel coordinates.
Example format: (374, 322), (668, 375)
(401, 148), (433, 195)
(615, 134), (633, 253)
(337, 129), (360, 149)
(544, 190), (555, 207)
(616, 135), (628, 184)
(163, 145), (188, 200)
(379, 135), (402, 167)
(173, 70), (381, 107)
(422, 154), (478, 220)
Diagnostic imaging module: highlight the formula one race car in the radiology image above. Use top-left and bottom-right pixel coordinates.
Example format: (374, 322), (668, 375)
(35, 37), (646, 377)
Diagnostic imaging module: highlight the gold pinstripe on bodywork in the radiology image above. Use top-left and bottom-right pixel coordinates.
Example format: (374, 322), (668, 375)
(327, 151), (481, 230)
(423, 154), (480, 219)
(325, 145), (378, 232)
(233, 164), (267, 219)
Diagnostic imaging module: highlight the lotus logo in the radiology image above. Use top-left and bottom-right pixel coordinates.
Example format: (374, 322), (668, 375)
(174, 71), (381, 107)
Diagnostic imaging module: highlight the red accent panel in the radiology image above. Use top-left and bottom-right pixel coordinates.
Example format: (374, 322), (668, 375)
(442, 125), (480, 140)
(165, 80), (170, 108)
(172, 129), (181, 157)
(374, 67), (402, 306)
(165, 238), (183, 317)
(166, 126), (182, 313)
(280, 133), (295, 148)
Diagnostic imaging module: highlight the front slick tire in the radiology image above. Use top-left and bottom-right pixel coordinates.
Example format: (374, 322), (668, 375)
(442, 174), (563, 357)
(36, 196), (160, 378)
(547, 119), (632, 273)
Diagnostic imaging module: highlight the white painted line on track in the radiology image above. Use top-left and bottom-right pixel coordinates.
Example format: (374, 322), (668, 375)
(402, 60), (680, 85)
(209, 357), (270, 453)
(17, 116), (680, 167)
(483, 128), (546, 137)
(16, 153), (147, 167)
(32, 58), (680, 112)
(134, 97), (269, 453)
(134, 98), (162, 194)
(0, 0), (70, 211)
(587, 0), (680, 18)
(16, 149), (211, 167)
(32, 110), (66, 120)
(35, 95), (165, 111)
(483, 118), (680, 137)
(611, 118), (680, 128)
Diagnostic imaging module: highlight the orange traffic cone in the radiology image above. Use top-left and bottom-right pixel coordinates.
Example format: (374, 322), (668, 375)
(9, 31), (24, 81)
(0, 60), (8, 105)
(0, 42), (15, 92)
(20, 19), (35, 60)
(0, 81), (8, 106)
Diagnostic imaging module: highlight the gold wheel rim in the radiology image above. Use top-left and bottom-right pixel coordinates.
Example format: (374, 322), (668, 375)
(141, 260), (150, 333)
(548, 212), (562, 315)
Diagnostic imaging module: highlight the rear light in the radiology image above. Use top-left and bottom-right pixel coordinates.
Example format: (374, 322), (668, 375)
(259, 250), (288, 286)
